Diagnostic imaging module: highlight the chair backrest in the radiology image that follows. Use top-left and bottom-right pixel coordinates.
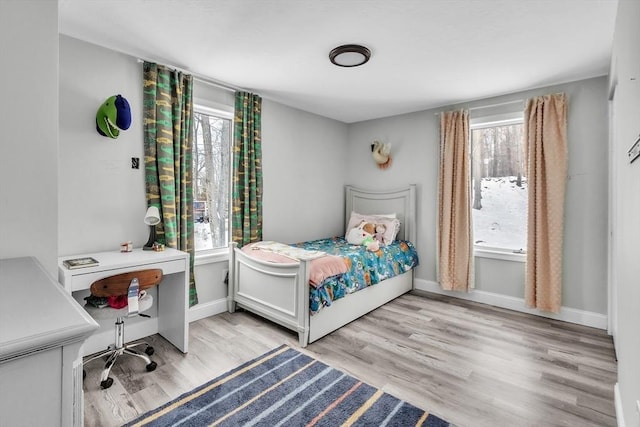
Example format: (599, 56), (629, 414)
(90, 269), (163, 297)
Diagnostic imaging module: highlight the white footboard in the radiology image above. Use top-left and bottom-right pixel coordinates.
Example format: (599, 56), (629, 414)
(228, 242), (311, 346)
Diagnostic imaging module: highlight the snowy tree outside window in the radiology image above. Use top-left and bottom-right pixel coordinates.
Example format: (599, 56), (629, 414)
(471, 119), (527, 252)
(192, 108), (232, 252)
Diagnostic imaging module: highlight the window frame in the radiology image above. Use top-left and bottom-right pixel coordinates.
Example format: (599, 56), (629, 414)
(192, 104), (233, 265)
(469, 111), (527, 262)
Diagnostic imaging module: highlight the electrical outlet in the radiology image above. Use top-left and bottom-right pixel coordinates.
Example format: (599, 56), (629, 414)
(131, 157), (140, 169)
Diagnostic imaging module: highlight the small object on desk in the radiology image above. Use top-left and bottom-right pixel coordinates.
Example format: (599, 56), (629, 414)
(120, 241), (133, 252)
(143, 206), (161, 250)
(63, 257), (99, 269)
(152, 242), (165, 252)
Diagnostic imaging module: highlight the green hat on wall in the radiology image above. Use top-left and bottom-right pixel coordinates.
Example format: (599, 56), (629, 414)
(96, 94), (131, 139)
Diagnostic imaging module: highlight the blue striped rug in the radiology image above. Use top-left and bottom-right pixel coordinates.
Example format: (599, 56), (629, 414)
(125, 345), (450, 426)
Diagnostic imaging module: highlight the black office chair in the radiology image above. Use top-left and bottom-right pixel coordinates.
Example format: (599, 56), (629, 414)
(83, 269), (162, 389)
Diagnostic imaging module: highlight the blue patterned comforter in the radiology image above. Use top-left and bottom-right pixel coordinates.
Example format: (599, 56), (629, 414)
(291, 237), (419, 314)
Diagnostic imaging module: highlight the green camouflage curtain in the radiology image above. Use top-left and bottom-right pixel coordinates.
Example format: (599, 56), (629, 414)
(143, 62), (198, 306)
(232, 92), (263, 246)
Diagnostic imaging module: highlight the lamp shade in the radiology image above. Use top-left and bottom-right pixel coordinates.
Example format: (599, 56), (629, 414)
(144, 206), (161, 226)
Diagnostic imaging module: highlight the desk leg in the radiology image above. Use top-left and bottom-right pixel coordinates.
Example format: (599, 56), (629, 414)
(157, 271), (189, 353)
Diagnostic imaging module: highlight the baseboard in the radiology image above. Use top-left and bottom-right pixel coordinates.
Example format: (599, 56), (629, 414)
(190, 283), (608, 329)
(414, 279), (608, 330)
(189, 297), (228, 322)
(614, 383), (625, 427)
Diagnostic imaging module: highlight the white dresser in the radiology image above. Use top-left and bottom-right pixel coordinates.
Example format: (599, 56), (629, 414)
(0, 257), (99, 427)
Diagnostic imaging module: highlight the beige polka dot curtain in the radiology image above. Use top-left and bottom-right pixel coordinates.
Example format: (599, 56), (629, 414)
(524, 93), (567, 313)
(438, 109), (473, 292)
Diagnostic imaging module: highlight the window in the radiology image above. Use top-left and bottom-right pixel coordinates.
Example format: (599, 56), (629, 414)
(470, 114), (527, 253)
(192, 107), (232, 252)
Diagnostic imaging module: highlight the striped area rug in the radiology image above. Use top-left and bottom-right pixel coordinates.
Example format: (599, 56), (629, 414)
(125, 345), (450, 427)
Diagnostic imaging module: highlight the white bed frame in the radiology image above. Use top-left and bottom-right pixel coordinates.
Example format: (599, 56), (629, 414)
(227, 184), (417, 347)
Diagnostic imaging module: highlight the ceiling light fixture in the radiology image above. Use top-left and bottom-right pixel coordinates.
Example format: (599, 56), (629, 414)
(329, 44), (371, 67)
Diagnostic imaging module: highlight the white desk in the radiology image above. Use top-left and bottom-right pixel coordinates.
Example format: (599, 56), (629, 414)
(58, 248), (189, 356)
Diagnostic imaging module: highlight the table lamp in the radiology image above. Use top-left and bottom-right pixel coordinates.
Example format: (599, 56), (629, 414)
(143, 206), (161, 250)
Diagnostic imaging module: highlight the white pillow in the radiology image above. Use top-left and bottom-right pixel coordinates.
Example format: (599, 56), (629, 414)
(345, 211), (400, 245)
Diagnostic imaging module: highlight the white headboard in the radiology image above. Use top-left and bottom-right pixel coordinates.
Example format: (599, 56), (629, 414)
(345, 185), (416, 243)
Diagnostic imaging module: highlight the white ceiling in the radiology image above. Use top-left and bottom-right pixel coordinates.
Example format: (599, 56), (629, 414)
(58, 0), (618, 123)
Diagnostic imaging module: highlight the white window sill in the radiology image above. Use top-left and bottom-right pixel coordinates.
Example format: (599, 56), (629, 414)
(194, 247), (229, 266)
(474, 247), (526, 263)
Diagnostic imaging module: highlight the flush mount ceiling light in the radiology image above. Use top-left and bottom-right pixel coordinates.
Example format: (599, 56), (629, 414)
(329, 44), (371, 67)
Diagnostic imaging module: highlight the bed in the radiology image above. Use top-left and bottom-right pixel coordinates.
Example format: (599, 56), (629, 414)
(227, 184), (417, 347)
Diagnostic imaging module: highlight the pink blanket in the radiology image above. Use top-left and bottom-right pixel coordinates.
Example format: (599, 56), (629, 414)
(241, 243), (348, 287)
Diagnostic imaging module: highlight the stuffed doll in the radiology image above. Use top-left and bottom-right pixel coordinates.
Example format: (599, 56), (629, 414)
(346, 223), (366, 245)
(361, 234), (380, 252)
(374, 223), (387, 245)
(346, 221), (379, 251)
(361, 222), (376, 235)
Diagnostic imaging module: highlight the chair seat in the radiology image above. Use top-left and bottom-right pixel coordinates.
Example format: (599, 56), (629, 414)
(84, 294), (153, 320)
(90, 269), (162, 297)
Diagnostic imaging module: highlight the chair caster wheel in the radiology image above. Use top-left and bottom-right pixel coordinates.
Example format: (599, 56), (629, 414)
(146, 361), (157, 372)
(100, 377), (114, 389)
(145, 346), (154, 356)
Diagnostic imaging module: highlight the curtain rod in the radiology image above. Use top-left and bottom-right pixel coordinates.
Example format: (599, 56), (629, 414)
(136, 58), (244, 93)
(469, 99), (524, 111)
(435, 98), (524, 116)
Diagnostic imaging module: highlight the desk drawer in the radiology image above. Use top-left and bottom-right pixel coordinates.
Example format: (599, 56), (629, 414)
(68, 259), (186, 292)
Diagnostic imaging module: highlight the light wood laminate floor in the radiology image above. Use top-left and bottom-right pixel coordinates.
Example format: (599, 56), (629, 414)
(83, 291), (617, 427)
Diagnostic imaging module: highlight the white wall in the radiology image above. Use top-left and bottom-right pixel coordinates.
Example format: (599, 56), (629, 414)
(262, 100), (348, 243)
(0, 1), (59, 277)
(58, 36), (229, 311)
(58, 36), (349, 312)
(347, 110), (439, 284)
(59, 36), (147, 256)
(610, 0), (640, 424)
(347, 77), (610, 318)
